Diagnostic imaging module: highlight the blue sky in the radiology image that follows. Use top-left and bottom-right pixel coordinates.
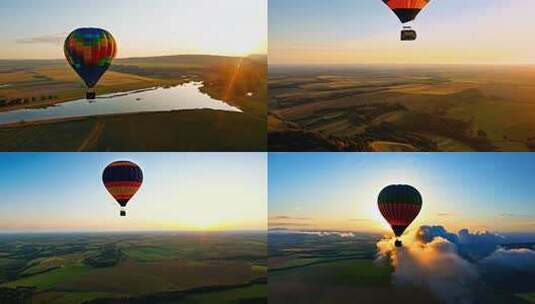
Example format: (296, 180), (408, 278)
(269, 0), (535, 64)
(269, 153), (535, 233)
(0, 153), (267, 232)
(3, 152), (534, 233)
(0, 0), (267, 59)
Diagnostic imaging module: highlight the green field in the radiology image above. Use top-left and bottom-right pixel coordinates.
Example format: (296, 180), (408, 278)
(0, 110), (264, 152)
(517, 293), (535, 303)
(268, 232), (534, 304)
(268, 232), (402, 304)
(0, 232), (267, 303)
(180, 284), (266, 304)
(269, 65), (535, 152)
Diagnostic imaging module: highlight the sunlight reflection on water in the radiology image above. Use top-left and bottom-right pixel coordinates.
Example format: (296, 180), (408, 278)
(0, 82), (241, 125)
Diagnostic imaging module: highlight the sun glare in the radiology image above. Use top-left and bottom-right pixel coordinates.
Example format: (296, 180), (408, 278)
(180, 215), (223, 231)
(197, 34), (266, 57)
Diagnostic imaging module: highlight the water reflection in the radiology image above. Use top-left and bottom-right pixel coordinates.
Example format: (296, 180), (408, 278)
(0, 82), (241, 125)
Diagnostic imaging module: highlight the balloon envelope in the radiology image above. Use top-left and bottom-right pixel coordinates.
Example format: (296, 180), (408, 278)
(102, 161), (143, 208)
(64, 28), (117, 88)
(377, 184), (422, 237)
(382, 0), (430, 23)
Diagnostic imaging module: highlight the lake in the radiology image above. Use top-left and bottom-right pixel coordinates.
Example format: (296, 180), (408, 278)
(0, 82), (241, 125)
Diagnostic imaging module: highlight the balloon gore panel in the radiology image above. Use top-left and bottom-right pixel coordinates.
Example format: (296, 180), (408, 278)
(102, 161), (143, 207)
(377, 184), (422, 237)
(64, 28), (117, 88)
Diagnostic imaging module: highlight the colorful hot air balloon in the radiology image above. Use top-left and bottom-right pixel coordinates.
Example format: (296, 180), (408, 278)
(64, 28), (117, 99)
(378, 184), (422, 247)
(382, 0), (430, 41)
(102, 161), (143, 217)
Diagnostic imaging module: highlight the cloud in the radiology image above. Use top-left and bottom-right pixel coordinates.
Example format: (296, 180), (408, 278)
(269, 215), (313, 230)
(268, 229), (356, 238)
(304, 231), (356, 238)
(457, 229), (505, 245)
(268, 222), (311, 227)
(377, 225), (535, 304)
(499, 213), (532, 218)
(416, 225), (459, 244)
(268, 228), (290, 232)
(269, 216), (310, 221)
(377, 228), (479, 304)
(480, 248), (535, 271)
(16, 33), (67, 45)
(413, 225), (505, 248)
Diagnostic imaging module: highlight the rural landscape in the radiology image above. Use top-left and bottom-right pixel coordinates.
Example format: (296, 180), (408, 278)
(0, 55), (266, 151)
(0, 0), (267, 151)
(268, 230), (535, 304)
(268, 153), (535, 304)
(269, 0), (535, 152)
(0, 232), (267, 304)
(269, 65), (535, 152)
(0, 153), (268, 303)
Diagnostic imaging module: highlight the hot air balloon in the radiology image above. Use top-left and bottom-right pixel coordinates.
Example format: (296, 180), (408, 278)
(102, 161), (143, 217)
(64, 28), (117, 99)
(378, 185), (422, 247)
(382, 0), (430, 41)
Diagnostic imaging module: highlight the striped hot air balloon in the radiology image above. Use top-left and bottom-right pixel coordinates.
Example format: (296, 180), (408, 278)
(64, 28), (117, 99)
(378, 185), (422, 247)
(102, 161), (143, 217)
(382, 0), (430, 40)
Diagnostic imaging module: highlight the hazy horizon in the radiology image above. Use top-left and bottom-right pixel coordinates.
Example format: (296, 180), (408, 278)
(0, 53), (267, 61)
(270, 0), (535, 65)
(0, 229), (267, 234)
(269, 62), (535, 68)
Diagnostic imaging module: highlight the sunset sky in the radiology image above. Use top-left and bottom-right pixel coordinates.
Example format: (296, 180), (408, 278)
(269, 153), (535, 234)
(0, 0), (267, 59)
(270, 0), (535, 65)
(0, 153), (267, 232)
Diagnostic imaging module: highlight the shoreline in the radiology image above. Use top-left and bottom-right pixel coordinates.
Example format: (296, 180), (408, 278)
(0, 107), (244, 128)
(0, 81), (245, 127)
(0, 82), (187, 114)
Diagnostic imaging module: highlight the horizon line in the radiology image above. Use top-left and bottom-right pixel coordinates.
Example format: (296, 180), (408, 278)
(0, 229), (267, 234)
(268, 62), (535, 67)
(0, 53), (268, 62)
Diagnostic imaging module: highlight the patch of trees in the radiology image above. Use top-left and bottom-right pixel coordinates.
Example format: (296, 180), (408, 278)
(527, 137), (535, 151)
(84, 246), (125, 268)
(275, 87), (389, 108)
(0, 95), (58, 107)
(294, 103), (407, 130)
(364, 123), (438, 152)
(82, 279), (267, 304)
(111, 65), (190, 80)
(270, 103), (414, 152)
(269, 130), (348, 152)
(0, 287), (35, 304)
(347, 103), (408, 125)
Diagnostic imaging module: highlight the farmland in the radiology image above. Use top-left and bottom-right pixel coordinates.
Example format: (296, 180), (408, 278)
(268, 232), (535, 304)
(0, 232), (267, 304)
(269, 65), (535, 152)
(0, 54), (267, 151)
